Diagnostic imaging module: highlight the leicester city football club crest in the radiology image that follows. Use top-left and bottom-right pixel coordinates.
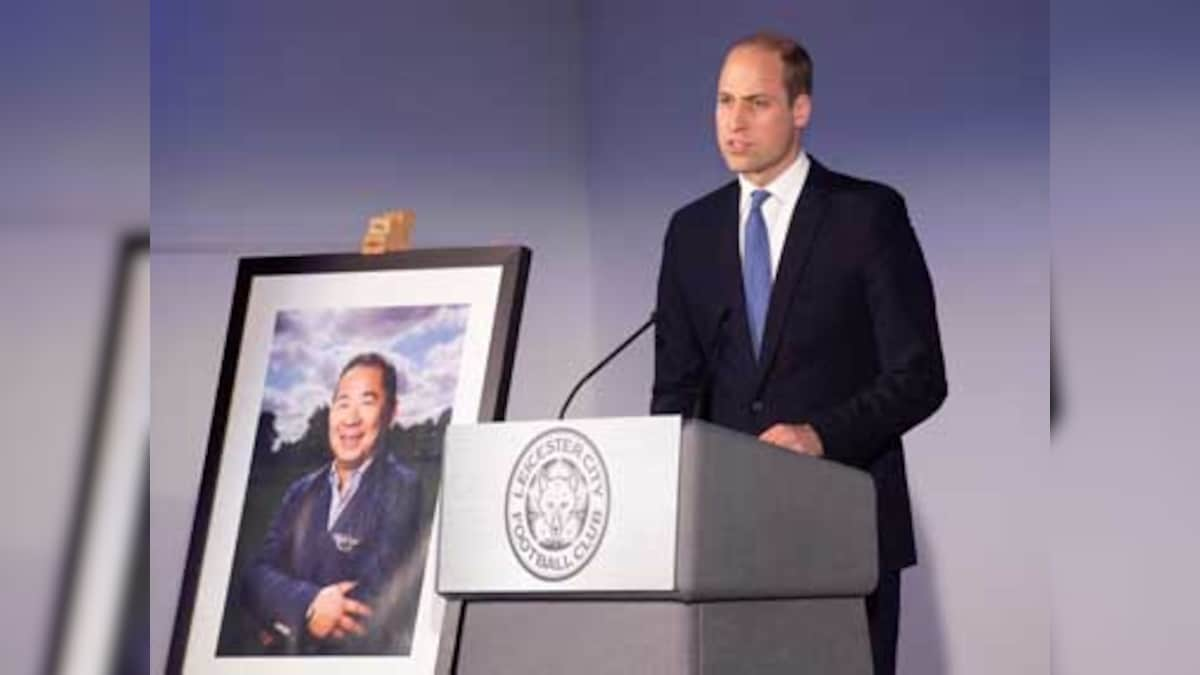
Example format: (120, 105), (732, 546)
(505, 427), (611, 581)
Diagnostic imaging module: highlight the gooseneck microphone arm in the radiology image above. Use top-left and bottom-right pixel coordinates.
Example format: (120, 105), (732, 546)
(557, 311), (658, 420)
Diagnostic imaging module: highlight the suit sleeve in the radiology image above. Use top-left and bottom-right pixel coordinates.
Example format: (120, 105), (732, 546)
(808, 190), (948, 466)
(651, 212), (706, 415)
(241, 479), (322, 637)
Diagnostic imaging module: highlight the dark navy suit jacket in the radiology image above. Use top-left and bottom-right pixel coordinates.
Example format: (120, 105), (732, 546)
(243, 452), (421, 654)
(652, 159), (947, 571)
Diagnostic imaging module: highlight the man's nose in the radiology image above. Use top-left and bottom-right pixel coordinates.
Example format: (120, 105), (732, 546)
(727, 104), (749, 130)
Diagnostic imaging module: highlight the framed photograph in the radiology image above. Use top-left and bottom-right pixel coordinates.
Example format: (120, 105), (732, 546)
(167, 247), (529, 675)
(44, 232), (150, 675)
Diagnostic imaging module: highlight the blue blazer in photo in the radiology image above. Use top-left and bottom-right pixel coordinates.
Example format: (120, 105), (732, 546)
(242, 452), (422, 654)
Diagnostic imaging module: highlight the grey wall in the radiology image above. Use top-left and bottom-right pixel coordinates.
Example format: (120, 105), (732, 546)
(10, 2), (1200, 674)
(1, 1), (147, 673)
(1051, 0), (1200, 672)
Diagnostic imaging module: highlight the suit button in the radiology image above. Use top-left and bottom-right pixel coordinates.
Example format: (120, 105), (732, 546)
(750, 400), (764, 413)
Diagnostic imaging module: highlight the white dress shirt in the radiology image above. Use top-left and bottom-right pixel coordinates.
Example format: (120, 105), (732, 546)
(326, 455), (374, 530)
(737, 151), (812, 281)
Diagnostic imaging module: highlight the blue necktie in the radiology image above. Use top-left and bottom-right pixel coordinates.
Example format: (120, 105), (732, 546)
(742, 189), (772, 361)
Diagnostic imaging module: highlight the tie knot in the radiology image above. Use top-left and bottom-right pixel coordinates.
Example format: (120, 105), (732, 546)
(750, 189), (770, 210)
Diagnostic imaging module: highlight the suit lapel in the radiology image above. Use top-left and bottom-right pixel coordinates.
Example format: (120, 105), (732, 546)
(713, 182), (757, 371)
(754, 160), (831, 388)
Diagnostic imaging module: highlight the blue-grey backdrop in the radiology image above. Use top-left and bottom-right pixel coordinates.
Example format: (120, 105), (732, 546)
(148, 1), (1048, 673)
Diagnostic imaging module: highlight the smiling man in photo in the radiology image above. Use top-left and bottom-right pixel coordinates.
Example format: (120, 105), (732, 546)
(241, 352), (422, 655)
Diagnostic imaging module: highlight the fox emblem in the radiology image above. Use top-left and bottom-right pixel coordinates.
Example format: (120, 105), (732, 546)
(506, 427), (610, 581)
(526, 459), (589, 551)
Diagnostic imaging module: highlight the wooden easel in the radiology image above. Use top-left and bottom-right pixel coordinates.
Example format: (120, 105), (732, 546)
(360, 209), (415, 254)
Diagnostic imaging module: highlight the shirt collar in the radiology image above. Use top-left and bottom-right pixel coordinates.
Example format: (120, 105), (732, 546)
(329, 455), (375, 493)
(737, 150), (810, 208)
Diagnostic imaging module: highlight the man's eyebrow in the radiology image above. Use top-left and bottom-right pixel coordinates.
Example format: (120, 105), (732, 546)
(717, 91), (772, 101)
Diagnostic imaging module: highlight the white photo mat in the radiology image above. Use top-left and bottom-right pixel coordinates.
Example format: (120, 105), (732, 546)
(182, 264), (502, 675)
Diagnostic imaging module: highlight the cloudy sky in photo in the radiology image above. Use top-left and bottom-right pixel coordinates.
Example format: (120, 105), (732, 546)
(261, 303), (469, 446)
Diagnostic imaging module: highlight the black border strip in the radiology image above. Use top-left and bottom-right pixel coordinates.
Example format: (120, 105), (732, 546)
(41, 232), (149, 675)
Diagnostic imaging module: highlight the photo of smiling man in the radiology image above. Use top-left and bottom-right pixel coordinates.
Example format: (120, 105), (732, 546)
(213, 303), (469, 658)
(239, 352), (421, 654)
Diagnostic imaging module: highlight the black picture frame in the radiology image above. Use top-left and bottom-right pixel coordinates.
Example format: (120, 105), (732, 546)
(167, 246), (529, 674)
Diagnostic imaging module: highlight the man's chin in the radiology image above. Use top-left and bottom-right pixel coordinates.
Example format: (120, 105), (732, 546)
(721, 156), (758, 174)
(333, 452), (366, 469)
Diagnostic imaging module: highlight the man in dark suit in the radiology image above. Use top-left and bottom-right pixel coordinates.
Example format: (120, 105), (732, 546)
(242, 352), (422, 655)
(652, 33), (947, 675)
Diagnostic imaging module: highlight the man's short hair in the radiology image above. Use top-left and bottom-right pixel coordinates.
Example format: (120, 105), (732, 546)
(728, 32), (813, 102)
(337, 352), (399, 424)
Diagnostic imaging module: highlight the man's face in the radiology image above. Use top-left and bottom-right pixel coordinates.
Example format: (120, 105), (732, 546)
(328, 364), (391, 469)
(715, 46), (811, 187)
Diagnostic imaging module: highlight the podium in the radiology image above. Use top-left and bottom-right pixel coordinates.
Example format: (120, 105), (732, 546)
(435, 416), (878, 674)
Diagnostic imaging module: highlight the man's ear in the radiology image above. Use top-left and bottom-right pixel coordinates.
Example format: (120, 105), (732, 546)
(792, 93), (812, 130)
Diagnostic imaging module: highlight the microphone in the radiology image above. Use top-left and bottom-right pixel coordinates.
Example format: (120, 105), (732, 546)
(689, 307), (731, 421)
(558, 310), (657, 420)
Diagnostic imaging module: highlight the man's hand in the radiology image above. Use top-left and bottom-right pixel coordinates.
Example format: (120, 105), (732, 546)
(306, 580), (373, 640)
(759, 423), (824, 457)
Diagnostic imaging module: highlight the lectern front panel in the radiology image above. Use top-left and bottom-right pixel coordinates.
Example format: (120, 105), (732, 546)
(438, 416), (681, 595)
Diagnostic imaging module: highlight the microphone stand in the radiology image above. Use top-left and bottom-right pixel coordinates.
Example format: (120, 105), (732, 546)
(557, 311), (657, 420)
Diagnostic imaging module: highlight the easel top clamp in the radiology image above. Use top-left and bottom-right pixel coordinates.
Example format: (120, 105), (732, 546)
(361, 209), (415, 254)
